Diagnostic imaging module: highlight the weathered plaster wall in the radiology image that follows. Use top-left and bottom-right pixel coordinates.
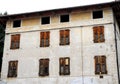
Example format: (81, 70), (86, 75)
(1, 8), (119, 84)
(5, 8), (113, 33)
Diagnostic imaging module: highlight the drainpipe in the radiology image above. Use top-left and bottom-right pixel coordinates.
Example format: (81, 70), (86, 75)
(113, 11), (120, 84)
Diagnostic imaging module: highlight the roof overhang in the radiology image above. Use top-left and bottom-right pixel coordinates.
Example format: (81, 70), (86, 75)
(0, 1), (120, 27)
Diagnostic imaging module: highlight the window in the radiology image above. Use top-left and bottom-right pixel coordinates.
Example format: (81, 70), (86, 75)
(93, 26), (105, 43)
(60, 14), (69, 22)
(10, 34), (20, 49)
(13, 20), (21, 27)
(59, 57), (70, 75)
(41, 17), (50, 25)
(40, 32), (50, 47)
(7, 61), (18, 78)
(94, 56), (107, 75)
(93, 10), (103, 19)
(39, 59), (49, 76)
(60, 29), (70, 45)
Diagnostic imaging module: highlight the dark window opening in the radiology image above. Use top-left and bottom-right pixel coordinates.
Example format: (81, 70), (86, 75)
(93, 10), (103, 19)
(41, 17), (50, 25)
(39, 59), (49, 76)
(60, 14), (69, 22)
(7, 61), (18, 78)
(13, 20), (21, 28)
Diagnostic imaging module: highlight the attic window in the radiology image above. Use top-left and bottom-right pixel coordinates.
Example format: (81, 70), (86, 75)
(93, 10), (103, 19)
(60, 14), (69, 22)
(13, 20), (21, 28)
(41, 17), (50, 25)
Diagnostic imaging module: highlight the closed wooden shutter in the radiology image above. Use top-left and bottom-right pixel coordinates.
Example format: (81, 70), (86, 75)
(39, 59), (49, 76)
(60, 29), (70, 45)
(7, 61), (18, 78)
(93, 26), (105, 43)
(94, 56), (107, 75)
(101, 56), (107, 74)
(40, 32), (50, 47)
(59, 57), (70, 75)
(10, 34), (20, 49)
(65, 30), (70, 44)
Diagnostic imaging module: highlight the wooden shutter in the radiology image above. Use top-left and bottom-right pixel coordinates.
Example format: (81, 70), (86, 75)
(39, 59), (49, 76)
(40, 32), (50, 47)
(93, 26), (105, 43)
(45, 32), (50, 47)
(94, 56), (100, 74)
(10, 34), (20, 49)
(60, 30), (64, 45)
(94, 56), (107, 75)
(101, 56), (107, 74)
(59, 57), (70, 75)
(8, 61), (18, 78)
(99, 26), (105, 42)
(60, 29), (70, 45)
(65, 30), (70, 45)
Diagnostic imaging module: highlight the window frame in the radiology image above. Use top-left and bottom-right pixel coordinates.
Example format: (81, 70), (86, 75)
(94, 56), (107, 75)
(59, 29), (70, 45)
(7, 60), (18, 78)
(59, 57), (70, 75)
(10, 34), (20, 49)
(40, 31), (50, 47)
(39, 59), (49, 76)
(93, 26), (105, 43)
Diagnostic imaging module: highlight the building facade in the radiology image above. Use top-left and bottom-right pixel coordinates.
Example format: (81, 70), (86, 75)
(0, 1), (120, 84)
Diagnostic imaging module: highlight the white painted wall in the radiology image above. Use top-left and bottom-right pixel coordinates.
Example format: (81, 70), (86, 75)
(1, 8), (119, 84)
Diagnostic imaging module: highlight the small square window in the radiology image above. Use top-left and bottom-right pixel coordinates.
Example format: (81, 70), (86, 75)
(13, 20), (21, 28)
(41, 17), (50, 25)
(93, 10), (103, 19)
(60, 14), (69, 22)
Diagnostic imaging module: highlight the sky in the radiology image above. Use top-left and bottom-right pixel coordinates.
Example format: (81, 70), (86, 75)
(0, 0), (114, 15)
